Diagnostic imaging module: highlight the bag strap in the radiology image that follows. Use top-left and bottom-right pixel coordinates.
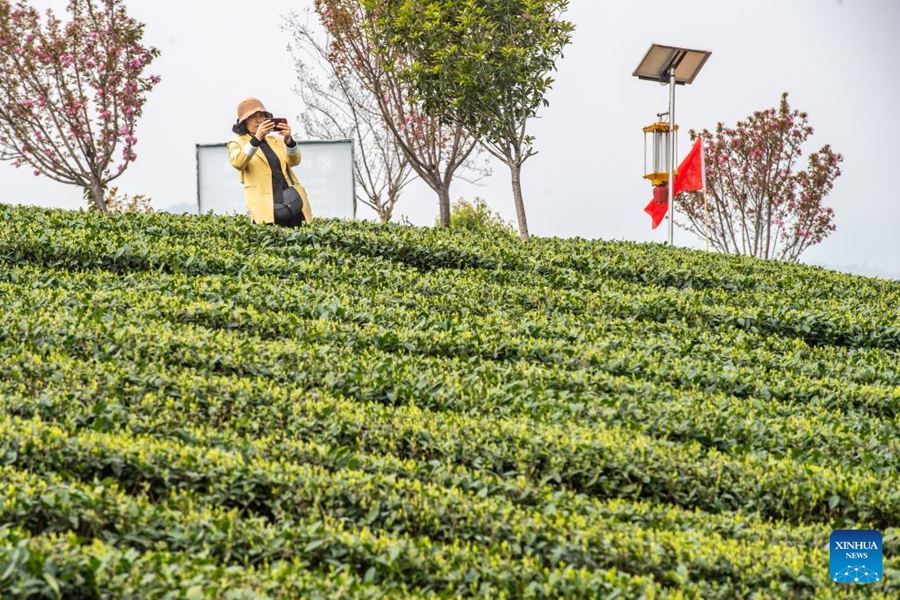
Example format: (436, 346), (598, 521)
(285, 165), (298, 187)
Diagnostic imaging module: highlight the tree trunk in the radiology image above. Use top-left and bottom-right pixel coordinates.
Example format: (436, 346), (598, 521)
(89, 178), (106, 212)
(510, 162), (530, 241)
(437, 186), (451, 228)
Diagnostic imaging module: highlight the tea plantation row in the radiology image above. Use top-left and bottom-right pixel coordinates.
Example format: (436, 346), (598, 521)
(0, 205), (897, 598)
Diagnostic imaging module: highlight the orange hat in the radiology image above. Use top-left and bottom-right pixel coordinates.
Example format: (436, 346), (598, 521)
(236, 97), (268, 123)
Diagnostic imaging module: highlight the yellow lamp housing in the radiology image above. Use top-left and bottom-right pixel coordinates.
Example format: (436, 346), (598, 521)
(643, 122), (678, 187)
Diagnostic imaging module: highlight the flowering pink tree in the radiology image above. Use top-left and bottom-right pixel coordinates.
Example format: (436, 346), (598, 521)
(679, 93), (842, 262)
(286, 10), (416, 224)
(0, 0), (160, 211)
(315, 0), (485, 227)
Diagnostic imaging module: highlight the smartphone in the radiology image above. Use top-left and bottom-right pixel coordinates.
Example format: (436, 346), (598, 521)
(270, 118), (287, 127)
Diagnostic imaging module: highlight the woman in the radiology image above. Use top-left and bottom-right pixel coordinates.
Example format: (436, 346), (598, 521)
(227, 97), (312, 226)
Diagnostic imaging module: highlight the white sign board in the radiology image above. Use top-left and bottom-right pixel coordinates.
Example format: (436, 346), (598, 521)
(196, 139), (355, 219)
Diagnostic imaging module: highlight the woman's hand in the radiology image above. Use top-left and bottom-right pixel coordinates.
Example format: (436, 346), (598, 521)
(276, 122), (293, 144)
(254, 119), (276, 141)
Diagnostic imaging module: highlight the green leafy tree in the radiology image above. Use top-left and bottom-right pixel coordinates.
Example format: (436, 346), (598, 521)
(378, 0), (574, 241)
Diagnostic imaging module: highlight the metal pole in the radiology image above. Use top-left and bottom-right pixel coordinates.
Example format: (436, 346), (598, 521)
(351, 138), (358, 220)
(195, 144), (202, 215)
(703, 138), (710, 252)
(667, 68), (676, 246)
(700, 137), (709, 252)
(704, 189), (710, 252)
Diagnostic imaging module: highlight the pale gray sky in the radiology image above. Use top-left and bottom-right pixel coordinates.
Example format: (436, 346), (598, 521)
(3, 0), (899, 278)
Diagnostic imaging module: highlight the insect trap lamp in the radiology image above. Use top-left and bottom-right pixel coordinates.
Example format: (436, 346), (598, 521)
(633, 44), (711, 245)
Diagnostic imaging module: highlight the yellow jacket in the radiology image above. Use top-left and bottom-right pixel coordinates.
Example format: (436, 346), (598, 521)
(226, 133), (313, 224)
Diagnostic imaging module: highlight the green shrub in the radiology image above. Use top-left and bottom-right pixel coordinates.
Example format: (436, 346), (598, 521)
(436, 197), (515, 237)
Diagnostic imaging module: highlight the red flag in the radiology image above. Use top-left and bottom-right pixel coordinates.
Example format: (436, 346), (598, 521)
(644, 185), (668, 229)
(673, 138), (704, 196)
(643, 138), (705, 228)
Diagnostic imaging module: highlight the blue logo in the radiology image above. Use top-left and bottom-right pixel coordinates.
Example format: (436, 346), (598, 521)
(830, 530), (882, 584)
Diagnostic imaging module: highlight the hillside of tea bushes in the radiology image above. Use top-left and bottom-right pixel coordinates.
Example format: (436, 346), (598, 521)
(0, 204), (897, 598)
